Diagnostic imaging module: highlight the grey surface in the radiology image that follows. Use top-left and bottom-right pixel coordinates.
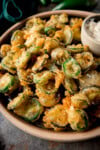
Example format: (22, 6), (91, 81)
(0, 114), (100, 150)
(0, 1), (100, 150)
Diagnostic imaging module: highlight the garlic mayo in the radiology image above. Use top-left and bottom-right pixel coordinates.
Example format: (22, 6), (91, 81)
(86, 19), (100, 42)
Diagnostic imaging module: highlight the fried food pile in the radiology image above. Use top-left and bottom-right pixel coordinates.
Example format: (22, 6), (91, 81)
(0, 13), (100, 131)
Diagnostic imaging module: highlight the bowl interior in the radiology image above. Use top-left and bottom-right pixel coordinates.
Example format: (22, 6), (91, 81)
(85, 14), (100, 23)
(0, 10), (100, 142)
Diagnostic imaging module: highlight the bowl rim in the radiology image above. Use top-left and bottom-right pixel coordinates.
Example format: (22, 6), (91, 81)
(0, 10), (100, 142)
(82, 13), (100, 45)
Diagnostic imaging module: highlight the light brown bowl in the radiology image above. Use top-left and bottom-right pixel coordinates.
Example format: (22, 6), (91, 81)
(0, 10), (100, 142)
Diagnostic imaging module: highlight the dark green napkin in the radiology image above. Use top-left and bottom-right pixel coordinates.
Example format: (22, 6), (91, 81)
(0, 0), (38, 35)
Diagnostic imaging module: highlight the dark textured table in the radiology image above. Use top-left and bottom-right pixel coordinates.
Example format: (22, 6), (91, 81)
(0, 1), (100, 150)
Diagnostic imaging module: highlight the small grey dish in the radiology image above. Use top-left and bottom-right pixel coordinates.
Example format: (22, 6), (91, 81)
(81, 14), (100, 56)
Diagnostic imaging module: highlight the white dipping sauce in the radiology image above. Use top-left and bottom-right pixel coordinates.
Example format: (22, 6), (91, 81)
(86, 19), (100, 42)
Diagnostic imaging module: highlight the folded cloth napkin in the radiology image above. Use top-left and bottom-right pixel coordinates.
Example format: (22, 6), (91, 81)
(0, 0), (38, 35)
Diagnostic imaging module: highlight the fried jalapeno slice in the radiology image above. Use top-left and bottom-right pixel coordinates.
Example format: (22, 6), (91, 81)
(67, 44), (88, 54)
(34, 70), (63, 95)
(8, 88), (43, 122)
(64, 26), (73, 45)
(1, 52), (17, 74)
(51, 47), (70, 65)
(68, 107), (88, 131)
(9, 98), (43, 122)
(0, 44), (11, 57)
(17, 68), (33, 86)
(79, 70), (100, 89)
(0, 73), (19, 94)
(71, 93), (90, 109)
(8, 87), (33, 109)
(75, 52), (94, 70)
(36, 87), (60, 107)
(35, 70), (63, 107)
(11, 30), (24, 46)
(43, 105), (68, 131)
(63, 78), (77, 95)
(32, 54), (49, 73)
(82, 86), (100, 104)
(62, 57), (81, 79)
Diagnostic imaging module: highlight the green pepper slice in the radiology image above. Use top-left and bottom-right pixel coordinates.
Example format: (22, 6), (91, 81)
(81, 86), (100, 104)
(0, 73), (19, 94)
(14, 98), (43, 122)
(62, 57), (81, 79)
(44, 26), (56, 36)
